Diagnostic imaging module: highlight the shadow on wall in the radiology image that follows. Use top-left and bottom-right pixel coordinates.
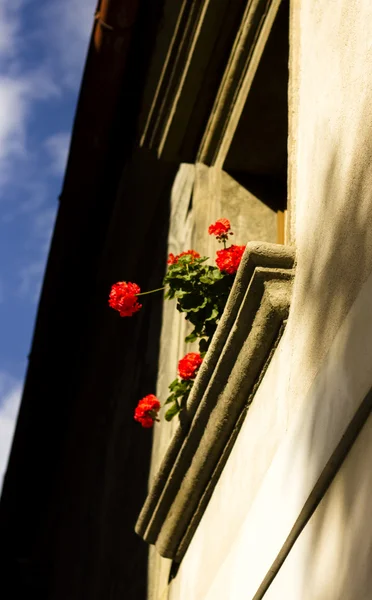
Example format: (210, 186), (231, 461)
(44, 152), (178, 600)
(271, 103), (372, 598)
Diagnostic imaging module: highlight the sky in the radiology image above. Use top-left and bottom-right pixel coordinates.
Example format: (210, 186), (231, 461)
(0, 0), (97, 488)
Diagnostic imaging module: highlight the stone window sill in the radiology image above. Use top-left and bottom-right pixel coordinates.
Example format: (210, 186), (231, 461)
(135, 241), (295, 562)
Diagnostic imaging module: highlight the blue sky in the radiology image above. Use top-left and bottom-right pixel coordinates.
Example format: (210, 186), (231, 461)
(0, 0), (96, 486)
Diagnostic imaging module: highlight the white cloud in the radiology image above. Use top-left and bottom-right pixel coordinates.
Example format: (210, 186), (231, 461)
(0, 0), (24, 60)
(0, 372), (22, 417)
(33, 206), (57, 260)
(0, 76), (26, 154)
(0, 372), (23, 488)
(19, 258), (46, 302)
(0, 2), (26, 173)
(16, 204), (56, 302)
(33, 206), (56, 239)
(40, 0), (96, 88)
(0, 74), (59, 185)
(45, 131), (71, 175)
(17, 204), (56, 300)
(0, 0), (94, 180)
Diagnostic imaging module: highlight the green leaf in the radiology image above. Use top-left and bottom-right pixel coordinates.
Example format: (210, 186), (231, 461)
(205, 307), (219, 322)
(178, 293), (208, 312)
(199, 267), (225, 284)
(168, 378), (179, 391)
(174, 289), (190, 299)
(173, 381), (190, 397)
(165, 403), (180, 421)
(211, 268), (224, 281)
(185, 332), (198, 343)
(199, 274), (214, 285)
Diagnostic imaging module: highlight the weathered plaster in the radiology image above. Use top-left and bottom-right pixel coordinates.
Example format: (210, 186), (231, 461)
(285, 0), (372, 411)
(263, 398), (372, 600)
(169, 262), (372, 600)
(168, 1), (372, 597)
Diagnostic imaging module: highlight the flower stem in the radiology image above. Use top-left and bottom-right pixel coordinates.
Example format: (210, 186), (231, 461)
(137, 286), (166, 297)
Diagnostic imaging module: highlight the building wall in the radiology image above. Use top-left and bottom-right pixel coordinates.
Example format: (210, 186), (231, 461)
(263, 396), (372, 599)
(148, 163), (277, 600)
(152, 0), (372, 598)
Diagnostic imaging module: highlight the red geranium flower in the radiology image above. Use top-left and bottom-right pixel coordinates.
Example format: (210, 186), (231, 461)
(167, 249), (201, 265)
(178, 352), (203, 380)
(108, 281), (142, 317)
(208, 218), (231, 237)
(167, 253), (177, 265)
(216, 245), (246, 275)
(134, 394), (161, 428)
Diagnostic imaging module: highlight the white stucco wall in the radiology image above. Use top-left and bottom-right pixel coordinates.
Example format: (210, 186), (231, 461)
(264, 403), (372, 600)
(169, 265), (372, 599)
(286, 0), (372, 410)
(166, 0), (372, 598)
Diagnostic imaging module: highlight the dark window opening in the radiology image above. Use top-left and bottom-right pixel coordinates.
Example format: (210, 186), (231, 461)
(224, 0), (290, 219)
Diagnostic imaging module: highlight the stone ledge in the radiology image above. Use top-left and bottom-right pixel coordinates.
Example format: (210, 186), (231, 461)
(135, 242), (295, 561)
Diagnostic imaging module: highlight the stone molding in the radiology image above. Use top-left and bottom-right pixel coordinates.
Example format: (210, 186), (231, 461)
(135, 242), (295, 561)
(198, 0), (282, 166)
(139, 0), (282, 163)
(140, 0), (209, 153)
